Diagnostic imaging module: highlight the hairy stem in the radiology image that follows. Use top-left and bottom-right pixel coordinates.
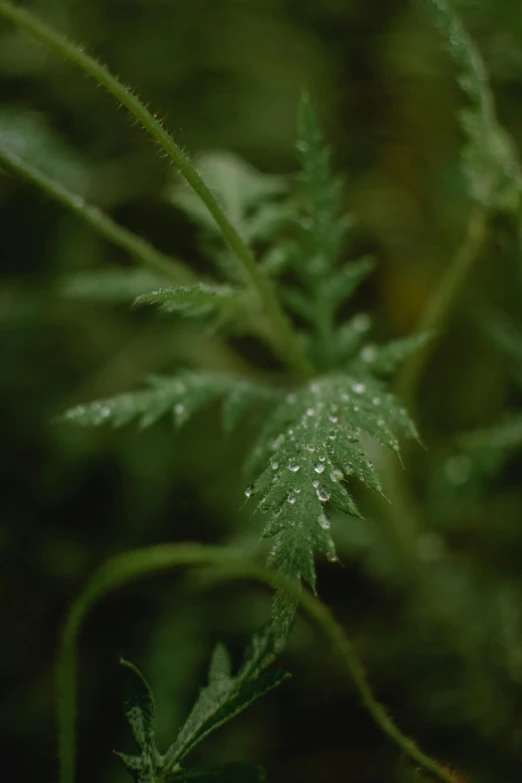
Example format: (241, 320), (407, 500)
(0, 0), (312, 377)
(0, 144), (195, 285)
(58, 543), (461, 783)
(398, 207), (488, 402)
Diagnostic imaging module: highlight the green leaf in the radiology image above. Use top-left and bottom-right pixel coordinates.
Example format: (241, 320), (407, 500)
(425, 0), (522, 211)
(117, 660), (162, 783)
(60, 372), (276, 432)
(166, 151), (287, 242)
(351, 332), (432, 375)
(171, 763), (266, 782)
(58, 269), (170, 304)
(247, 375), (417, 595)
(134, 283), (239, 317)
(163, 635), (289, 768)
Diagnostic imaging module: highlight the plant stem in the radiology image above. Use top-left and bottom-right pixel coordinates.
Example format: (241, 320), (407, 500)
(58, 543), (462, 783)
(0, 1), (312, 378)
(398, 206), (488, 402)
(0, 144), (195, 285)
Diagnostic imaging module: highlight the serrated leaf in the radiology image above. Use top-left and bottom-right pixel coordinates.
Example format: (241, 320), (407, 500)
(134, 283), (238, 317)
(163, 636), (289, 768)
(166, 151), (287, 242)
(247, 375), (417, 592)
(426, 0), (522, 211)
(172, 763), (266, 782)
(60, 372), (276, 432)
(352, 332), (432, 375)
(117, 660), (161, 783)
(58, 269), (171, 303)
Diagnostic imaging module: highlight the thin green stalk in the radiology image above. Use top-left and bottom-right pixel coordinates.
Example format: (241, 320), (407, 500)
(58, 543), (461, 783)
(398, 206), (488, 402)
(0, 1), (312, 377)
(0, 144), (195, 285)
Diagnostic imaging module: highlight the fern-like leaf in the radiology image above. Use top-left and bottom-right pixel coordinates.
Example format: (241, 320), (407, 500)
(134, 283), (241, 320)
(166, 151), (287, 243)
(61, 372), (277, 432)
(425, 0), (521, 211)
(116, 635), (287, 782)
(247, 375), (417, 594)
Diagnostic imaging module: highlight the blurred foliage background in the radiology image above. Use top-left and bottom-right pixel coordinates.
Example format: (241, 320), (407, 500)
(2, 0), (522, 781)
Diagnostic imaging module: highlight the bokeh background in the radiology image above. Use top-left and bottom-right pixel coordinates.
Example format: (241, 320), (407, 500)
(2, 0), (522, 781)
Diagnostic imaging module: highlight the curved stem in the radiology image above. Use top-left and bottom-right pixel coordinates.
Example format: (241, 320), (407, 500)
(0, 144), (195, 285)
(398, 207), (488, 402)
(0, 1), (312, 377)
(58, 543), (461, 783)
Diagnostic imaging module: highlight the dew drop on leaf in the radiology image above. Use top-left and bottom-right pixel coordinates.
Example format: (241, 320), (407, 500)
(306, 408), (315, 417)
(372, 397), (381, 406)
(319, 455), (326, 462)
(174, 403), (185, 416)
(312, 479), (320, 489)
(245, 485), (253, 498)
(288, 462), (301, 472)
(328, 415), (338, 423)
(287, 494), (297, 505)
(271, 460), (279, 470)
(351, 383), (366, 395)
(318, 512), (330, 530)
(316, 487), (330, 502)
(314, 463), (325, 474)
(306, 444), (316, 452)
(330, 469), (343, 482)
(361, 344), (377, 362)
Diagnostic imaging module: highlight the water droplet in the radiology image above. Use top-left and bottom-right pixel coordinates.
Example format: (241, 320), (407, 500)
(316, 487), (330, 502)
(260, 504), (270, 513)
(352, 313), (370, 332)
(330, 469), (343, 482)
(271, 460), (279, 470)
(310, 382), (320, 393)
(245, 485), (254, 498)
(271, 434), (284, 451)
(287, 494), (297, 505)
(306, 443), (315, 452)
(294, 487), (301, 494)
(288, 462), (300, 473)
(260, 492), (268, 503)
(312, 479), (320, 489)
(352, 383), (366, 395)
(328, 430), (337, 440)
(328, 414), (338, 423)
(286, 392), (297, 404)
(174, 403), (186, 417)
(353, 405), (360, 412)
(327, 552), (339, 563)
(341, 393), (350, 402)
(100, 407), (110, 419)
(319, 455), (326, 462)
(306, 408), (315, 417)
(377, 418), (385, 427)
(314, 463), (325, 474)
(318, 512), (330, 530)
(361, 344), (377, 362)
(372, 397), (381, 406)
(272, 507), (282, 518)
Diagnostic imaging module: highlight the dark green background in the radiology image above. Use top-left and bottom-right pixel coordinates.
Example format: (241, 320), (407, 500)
(2, 1), (522, 781)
